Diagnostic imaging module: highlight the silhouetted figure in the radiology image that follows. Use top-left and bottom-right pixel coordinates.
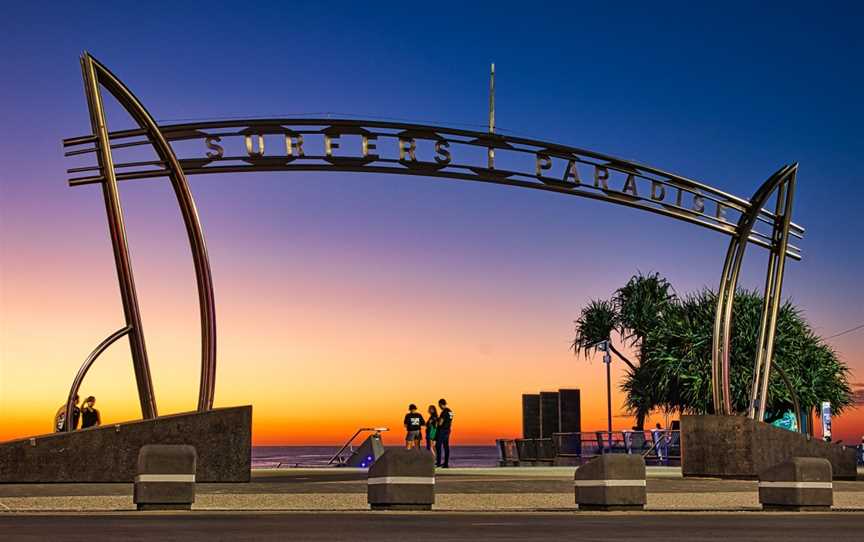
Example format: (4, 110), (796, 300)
(425, 405), (439, 454)
(435, 398), (454, 468)
(651, 422), (667, 463)
(403, 403), (424, 449)
(54, 394), (80, 432)
(80, 396), (101, 429)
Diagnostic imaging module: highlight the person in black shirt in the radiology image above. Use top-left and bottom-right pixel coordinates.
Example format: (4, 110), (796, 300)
(403, 403), (425, 449)
(435, 398), (454, 467)
(54, 394), (80, 432)
(80, 396), (101, 429)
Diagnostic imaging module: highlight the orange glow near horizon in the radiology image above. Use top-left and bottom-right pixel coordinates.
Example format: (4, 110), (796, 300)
(3, 0), (864, 456)
(1, 156), (862, 448)
(2, 177), (863, 447)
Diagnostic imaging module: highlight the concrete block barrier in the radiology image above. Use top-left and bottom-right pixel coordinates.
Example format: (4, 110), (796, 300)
(367, 448), (435, 510)
(758, 457), (832, 511)
(574, 454), (646, 511)
(134, 444), (197, 511)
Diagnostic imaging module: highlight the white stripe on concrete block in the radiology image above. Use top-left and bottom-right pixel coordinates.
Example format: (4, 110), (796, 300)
(367, 476), (435, 485)
(135, 474), (196, 483)
(573, 479), (646, 487)
(758, 481), (832, 489)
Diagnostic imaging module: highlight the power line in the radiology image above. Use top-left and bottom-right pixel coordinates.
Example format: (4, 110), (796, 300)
(827, 323), (864, 339)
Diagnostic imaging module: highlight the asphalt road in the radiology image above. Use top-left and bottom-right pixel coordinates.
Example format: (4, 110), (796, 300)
(1, 511), (861, 541)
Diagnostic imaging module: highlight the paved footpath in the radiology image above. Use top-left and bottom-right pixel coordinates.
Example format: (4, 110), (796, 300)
(2, 511), (864, 541)
(2, 467), (862, 512)
(1, 468), (862, 540)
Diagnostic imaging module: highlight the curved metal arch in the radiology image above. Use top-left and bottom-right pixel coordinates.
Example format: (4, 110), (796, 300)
(711, 164), (797, 417)
(64, 117), (805, 261)
(63, 54), (804, 424)
(80, 53), (217, 413)
(64, 326), (131, 432)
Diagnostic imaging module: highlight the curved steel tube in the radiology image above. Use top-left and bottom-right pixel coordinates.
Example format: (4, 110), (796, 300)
(81, 55), (156, 419)
(711, 164), (796, 415)
(58, 119), (802, 236)
(64, 326), (131, 432)
(754, 168), (796, 422)
(85, 54), (218, 411)
(63, 118), (804, 250)
(65, 55), (804, 421)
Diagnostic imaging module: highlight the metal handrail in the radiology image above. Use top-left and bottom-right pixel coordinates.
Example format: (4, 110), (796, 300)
(551, 430), (681, 460)
(327, 427), (388, 465)
(64, 326), (131, 432)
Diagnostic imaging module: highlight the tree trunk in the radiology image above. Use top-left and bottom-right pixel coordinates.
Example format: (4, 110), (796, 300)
(635, 411), (646, 431)
(609, 343), (637, 371)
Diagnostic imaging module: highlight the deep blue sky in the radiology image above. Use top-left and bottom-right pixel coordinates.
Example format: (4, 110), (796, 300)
(1, 2), (862, 438)
(7, 2), (861, 308)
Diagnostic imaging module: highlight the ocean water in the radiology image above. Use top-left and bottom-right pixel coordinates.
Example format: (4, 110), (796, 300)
(252, 445), (498, 468)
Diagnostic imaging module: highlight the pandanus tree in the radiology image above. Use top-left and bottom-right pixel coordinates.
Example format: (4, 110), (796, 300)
(632, 289), (852, 421)
(573, 273), (853, 430)
(571, 272), (677, 429)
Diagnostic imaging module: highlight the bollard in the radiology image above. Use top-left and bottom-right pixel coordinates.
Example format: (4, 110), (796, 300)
(367, 448), (435, 510)
(134, 444), (197, 511)
(575, 454), (646, 511)
(758, 457), (832, 511)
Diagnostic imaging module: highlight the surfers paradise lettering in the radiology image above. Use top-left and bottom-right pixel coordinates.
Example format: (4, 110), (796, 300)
(194, 127), (732, 225)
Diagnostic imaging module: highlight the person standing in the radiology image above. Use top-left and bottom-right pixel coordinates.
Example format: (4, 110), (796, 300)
(425, 405), (439, 454)
(54, 394), (81, 432)
(80, 396), (101, 429)
(859, 436), (864, 466)
(435, 398), (454, 468)
(651, 422), (666, 463)
(403, 404), (425, 449)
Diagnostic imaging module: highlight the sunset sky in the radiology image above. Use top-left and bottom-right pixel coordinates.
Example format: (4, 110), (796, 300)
(1, 3), (862, 446)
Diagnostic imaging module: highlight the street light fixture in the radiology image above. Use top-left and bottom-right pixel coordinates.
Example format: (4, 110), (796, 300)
(596, 340), (613, 449)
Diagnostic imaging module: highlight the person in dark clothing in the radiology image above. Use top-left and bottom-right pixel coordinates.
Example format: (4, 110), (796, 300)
(54, 394), (80, 432)
(425, 405), (439, 453)
(80, 396), (101, 429)
(435, 398), (454, 467)
(403, 403), (425, 449)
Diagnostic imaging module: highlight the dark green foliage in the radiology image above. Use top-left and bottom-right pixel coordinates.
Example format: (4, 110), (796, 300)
(574, 274), (853, 422)
(640, 289), (852, 418)
(571, 272), (678, 428)
(571, 299), (617, 357)
(613, 272), (677, 347)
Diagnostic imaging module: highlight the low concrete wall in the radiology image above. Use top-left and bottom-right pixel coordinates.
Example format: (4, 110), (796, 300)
(681, 414), (857, 480)
(0, 406), (251, 483)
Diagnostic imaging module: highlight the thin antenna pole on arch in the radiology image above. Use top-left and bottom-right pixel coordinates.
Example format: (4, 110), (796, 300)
(489, 62), (495, 134)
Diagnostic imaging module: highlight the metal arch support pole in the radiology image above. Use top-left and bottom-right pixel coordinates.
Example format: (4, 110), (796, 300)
(712, 241), (738, 415)
(84, 53), (218, 411)
(755, 167), (797, 422)
(748, 183), (786, 419)
(64, 326), (132, 432)
(81, 55), (157, 419)
(718, 237), (747, 415)
(710, 164), (793, 415)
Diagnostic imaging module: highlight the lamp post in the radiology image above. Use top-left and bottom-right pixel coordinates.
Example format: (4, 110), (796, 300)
(598, 340), (613, 448)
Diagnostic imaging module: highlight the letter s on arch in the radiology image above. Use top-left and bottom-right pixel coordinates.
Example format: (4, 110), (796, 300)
(205, 135), (224, 159)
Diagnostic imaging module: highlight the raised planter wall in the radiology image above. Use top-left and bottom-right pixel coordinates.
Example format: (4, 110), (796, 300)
(0, 406), (252, 483)
(681, 414), (857, 480)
